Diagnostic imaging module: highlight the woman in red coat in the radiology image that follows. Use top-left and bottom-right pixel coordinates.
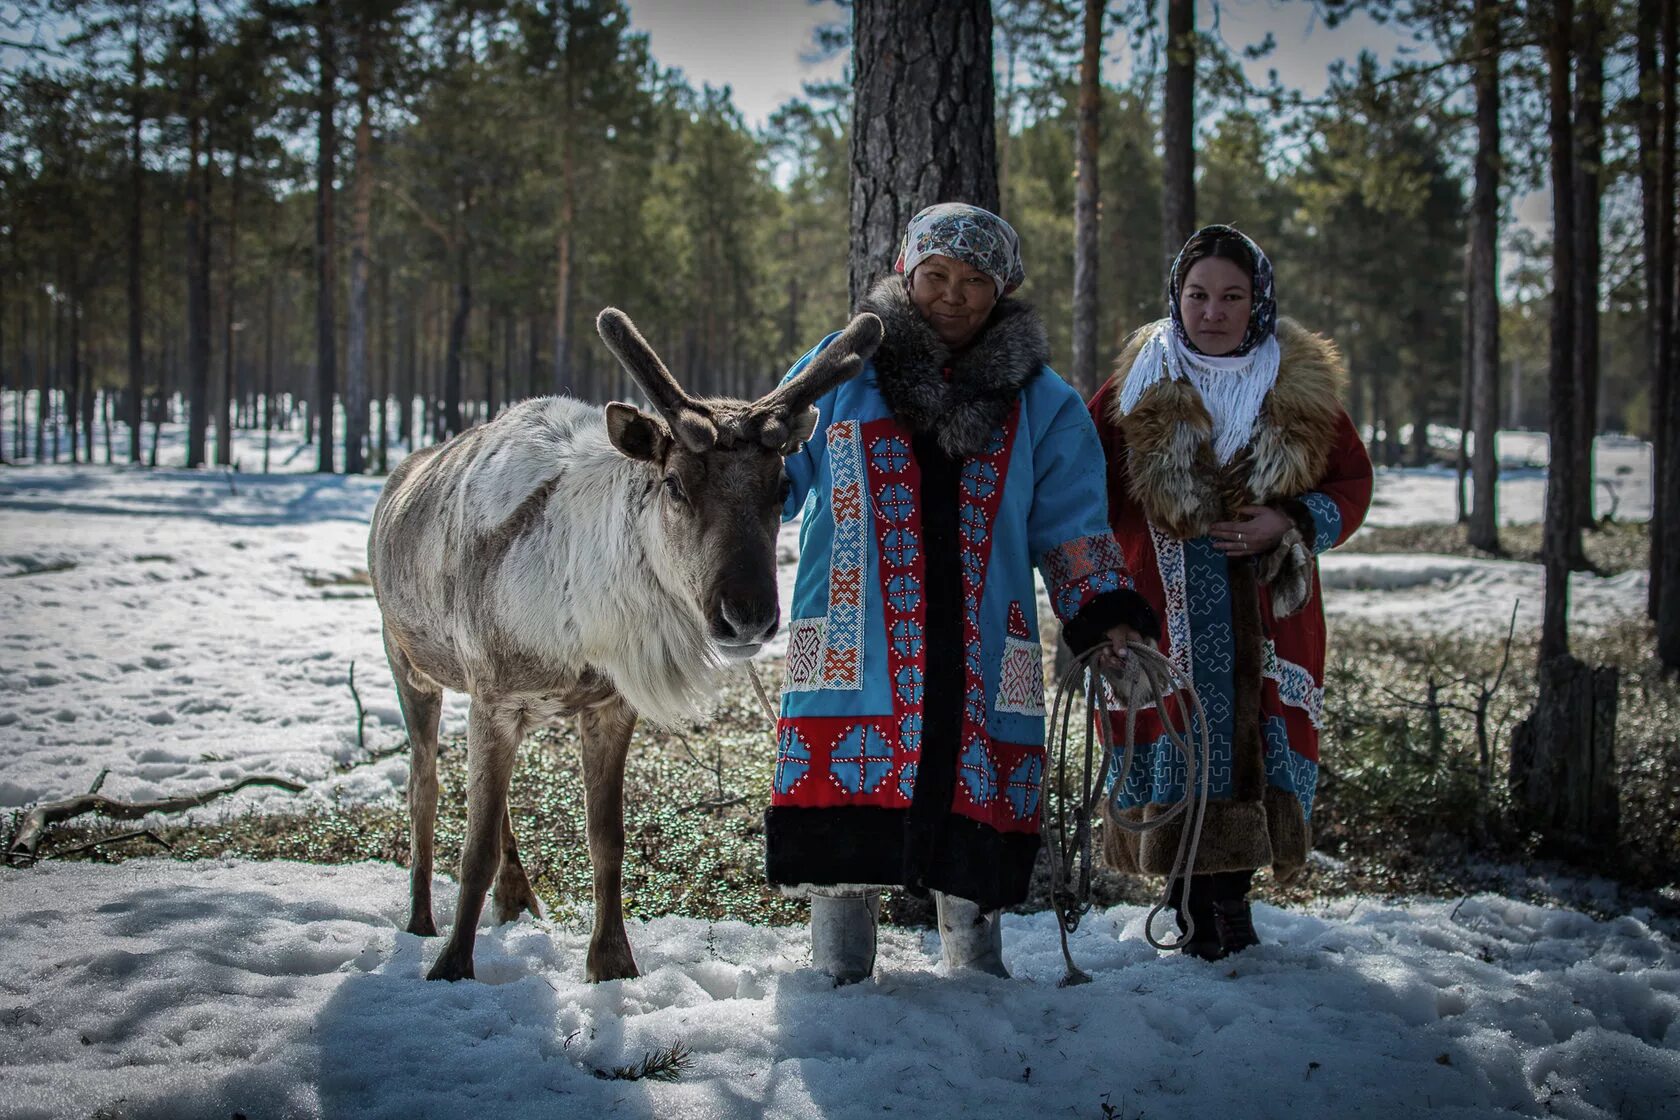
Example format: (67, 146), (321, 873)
(1088, 225), (1373, 960)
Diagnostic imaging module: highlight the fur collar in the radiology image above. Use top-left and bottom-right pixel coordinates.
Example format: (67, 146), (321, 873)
(857, 276), (1047, 458)
(1107, 317), (1347, 539)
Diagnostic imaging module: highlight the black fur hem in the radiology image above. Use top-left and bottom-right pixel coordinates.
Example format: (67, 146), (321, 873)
(764, 805), (1042, 912)
(1061, 588), (1161, 654)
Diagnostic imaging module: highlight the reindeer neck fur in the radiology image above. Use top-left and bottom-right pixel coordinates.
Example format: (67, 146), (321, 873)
(443, 399), (723, 727)
(1107, 317), (1347, 539)
(857, 275), (1048, 458)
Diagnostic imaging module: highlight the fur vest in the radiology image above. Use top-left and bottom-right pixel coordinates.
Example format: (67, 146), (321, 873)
(857, 276), (1047, 458)
(1108, 317), (1348, 617)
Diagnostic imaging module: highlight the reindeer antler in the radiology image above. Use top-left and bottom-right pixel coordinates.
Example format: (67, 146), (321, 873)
(596, 308), (719, 453)
(748, 312), (884, 449)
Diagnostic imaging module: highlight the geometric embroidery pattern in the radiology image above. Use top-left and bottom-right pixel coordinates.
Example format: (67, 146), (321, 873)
(1301, 490), (1342, 554)
(1263, 714), (1319, 820)
(1263, 640), (1326, 729)
(1040, 532), (1129, 619)
(783, 616), (827, 693)
(774, 725), (811, 795)
(1149, 524), (1195, 682)
(865, 419), (926, 804)
(823, 420), (866, 690)
(995, 635), (1045, 716)
(958, 734), (998, 806)
(829, 723), (895, 795)
(1005, 754), (1044, 820)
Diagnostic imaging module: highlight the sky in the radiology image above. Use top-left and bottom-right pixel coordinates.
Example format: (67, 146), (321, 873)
(623, 0), (1432, 130)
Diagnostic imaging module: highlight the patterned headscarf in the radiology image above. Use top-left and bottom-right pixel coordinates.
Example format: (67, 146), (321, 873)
(1166, 224), (1277, 357)
(894, 202), (1026, 297)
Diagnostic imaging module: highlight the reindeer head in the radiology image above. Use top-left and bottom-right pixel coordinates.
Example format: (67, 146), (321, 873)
(596, 308), (883, 660)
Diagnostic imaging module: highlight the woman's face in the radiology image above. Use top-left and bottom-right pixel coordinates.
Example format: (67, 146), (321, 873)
(1178, 256), (1253, 356)
(908, 254), (999, 349)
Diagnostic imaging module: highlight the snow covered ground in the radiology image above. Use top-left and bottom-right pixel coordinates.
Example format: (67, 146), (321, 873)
(1, 416), (1671, 1117)
(1, 858), (1676, 1120)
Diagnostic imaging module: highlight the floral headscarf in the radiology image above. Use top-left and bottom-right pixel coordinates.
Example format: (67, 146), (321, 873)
(1166, 224), (1277, 357)
(894, 202), (1026, 297)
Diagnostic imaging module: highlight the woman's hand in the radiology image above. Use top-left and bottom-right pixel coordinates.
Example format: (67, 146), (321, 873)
(1099, 624), (1153, 663)
(1209, 504), (1291, 557)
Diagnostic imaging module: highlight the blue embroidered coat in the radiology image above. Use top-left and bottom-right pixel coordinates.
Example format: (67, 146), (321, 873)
(765, 280), (1153, 909)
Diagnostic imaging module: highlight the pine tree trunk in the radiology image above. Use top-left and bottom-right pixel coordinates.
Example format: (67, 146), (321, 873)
(315, 7), (338, 474)
(1647, 0), (1674, 622)
(1071, 0), (1103, 398)
(344, 33), (373, 476)
(377, 260), (390, 473)
(1656, 0), (1680, 666)
(444, 249), (469, 439)
(847, 0), (998, 304)
(1467, 0), (1502, 553)
(1161, 0), (1196, 271)
(1570, 0), (1604, 535)
(1540, 0), (1576, 665)
(185, 2), (210, 469)
(217, 144), (242, 467)
(127, 9), (144, 464)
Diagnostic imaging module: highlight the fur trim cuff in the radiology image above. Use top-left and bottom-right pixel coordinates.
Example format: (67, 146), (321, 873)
(1100, 787), (1312, 882)
(1061, 588), (1161, 655)
(1260, 499), (1317, 618)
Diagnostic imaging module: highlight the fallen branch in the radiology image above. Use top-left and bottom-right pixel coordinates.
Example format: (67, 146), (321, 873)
(349, 661), (366, 755)
(45, 829), (174, 859)
(7, 774), (307, 866)
(592, 1042), (693, 1083)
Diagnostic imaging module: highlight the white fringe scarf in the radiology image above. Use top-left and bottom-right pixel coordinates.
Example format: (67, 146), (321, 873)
(1118, 320), (1283, 466)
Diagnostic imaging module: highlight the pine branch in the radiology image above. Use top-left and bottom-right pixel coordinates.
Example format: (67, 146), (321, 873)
(592, 1041), (693, 1083)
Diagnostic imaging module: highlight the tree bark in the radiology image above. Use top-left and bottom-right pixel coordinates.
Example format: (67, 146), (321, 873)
(1658, 0), (1680, 666)
(185, 1), (210, 470)
(1539, 0), (1576, 665)
(443, 250), (469, 439)
(315, 3), (338, 474)
(127, 6), (144, 464)
(552, 0), (577, 396)
(1646, 0), (1673, 622)
(847, 0), (998, 304)
(1071, 0), (1102, 397)
(1467, 0), (1502, 553)
(1570, 0), (1603, 538)
(1457, 241), (1472, 523)
(1161, 0), (1196, 271)
(217, 143), (242, 468)
(344, 27), (374, 475)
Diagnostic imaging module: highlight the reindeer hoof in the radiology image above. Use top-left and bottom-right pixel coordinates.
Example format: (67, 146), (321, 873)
(586, 948), (639, 983)
(406, 912), (438, 937)
(492, 885), (544, 926)
(426, 947), (474, 982)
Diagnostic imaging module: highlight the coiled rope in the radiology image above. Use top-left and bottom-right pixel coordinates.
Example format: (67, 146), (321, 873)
(1044, 640), (1212, 986)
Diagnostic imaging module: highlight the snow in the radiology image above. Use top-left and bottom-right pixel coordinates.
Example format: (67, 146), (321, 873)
(1, 417), (1671, 1117)
(1, 858), (1676, 1120)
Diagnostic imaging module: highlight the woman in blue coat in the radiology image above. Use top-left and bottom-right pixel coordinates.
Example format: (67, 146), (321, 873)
(767, 204), (1157, 982)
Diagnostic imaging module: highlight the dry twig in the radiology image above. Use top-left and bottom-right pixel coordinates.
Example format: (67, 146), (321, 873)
(7, 774), (306, 866)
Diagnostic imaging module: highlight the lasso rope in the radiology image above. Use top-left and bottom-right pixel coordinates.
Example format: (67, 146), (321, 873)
(1044, 640), (1212, 986)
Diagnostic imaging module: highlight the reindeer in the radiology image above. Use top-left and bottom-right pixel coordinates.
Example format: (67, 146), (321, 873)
(368, 308), (882, 982)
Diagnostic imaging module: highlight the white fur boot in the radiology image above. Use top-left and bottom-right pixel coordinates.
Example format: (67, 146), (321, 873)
(935, 892), (1009, 977)
(810, 891), (880, 985)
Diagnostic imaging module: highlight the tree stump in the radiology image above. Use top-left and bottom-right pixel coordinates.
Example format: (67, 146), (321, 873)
(1510, 654), (1619, 855)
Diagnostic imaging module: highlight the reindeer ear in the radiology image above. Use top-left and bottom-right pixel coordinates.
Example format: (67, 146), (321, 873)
(784, 407), (819, 452)
(605, 402), (669, 463)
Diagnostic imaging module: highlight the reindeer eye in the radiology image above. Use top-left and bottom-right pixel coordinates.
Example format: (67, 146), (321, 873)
(663, 475), (688, 505)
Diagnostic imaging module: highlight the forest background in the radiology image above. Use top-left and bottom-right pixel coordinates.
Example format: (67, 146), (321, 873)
(0, 0), (1657, 472)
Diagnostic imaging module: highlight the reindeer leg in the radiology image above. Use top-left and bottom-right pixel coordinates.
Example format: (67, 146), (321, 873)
(385, 627), (442, 938)
(491, 804), (544, 925)
(578, 697), (639, 982)
(428, 699), (521, 982)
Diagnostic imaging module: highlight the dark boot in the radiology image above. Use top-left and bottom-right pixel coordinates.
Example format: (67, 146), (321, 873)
(1209, 870), (1260, 957)
(1168, 875), (1222, 960)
